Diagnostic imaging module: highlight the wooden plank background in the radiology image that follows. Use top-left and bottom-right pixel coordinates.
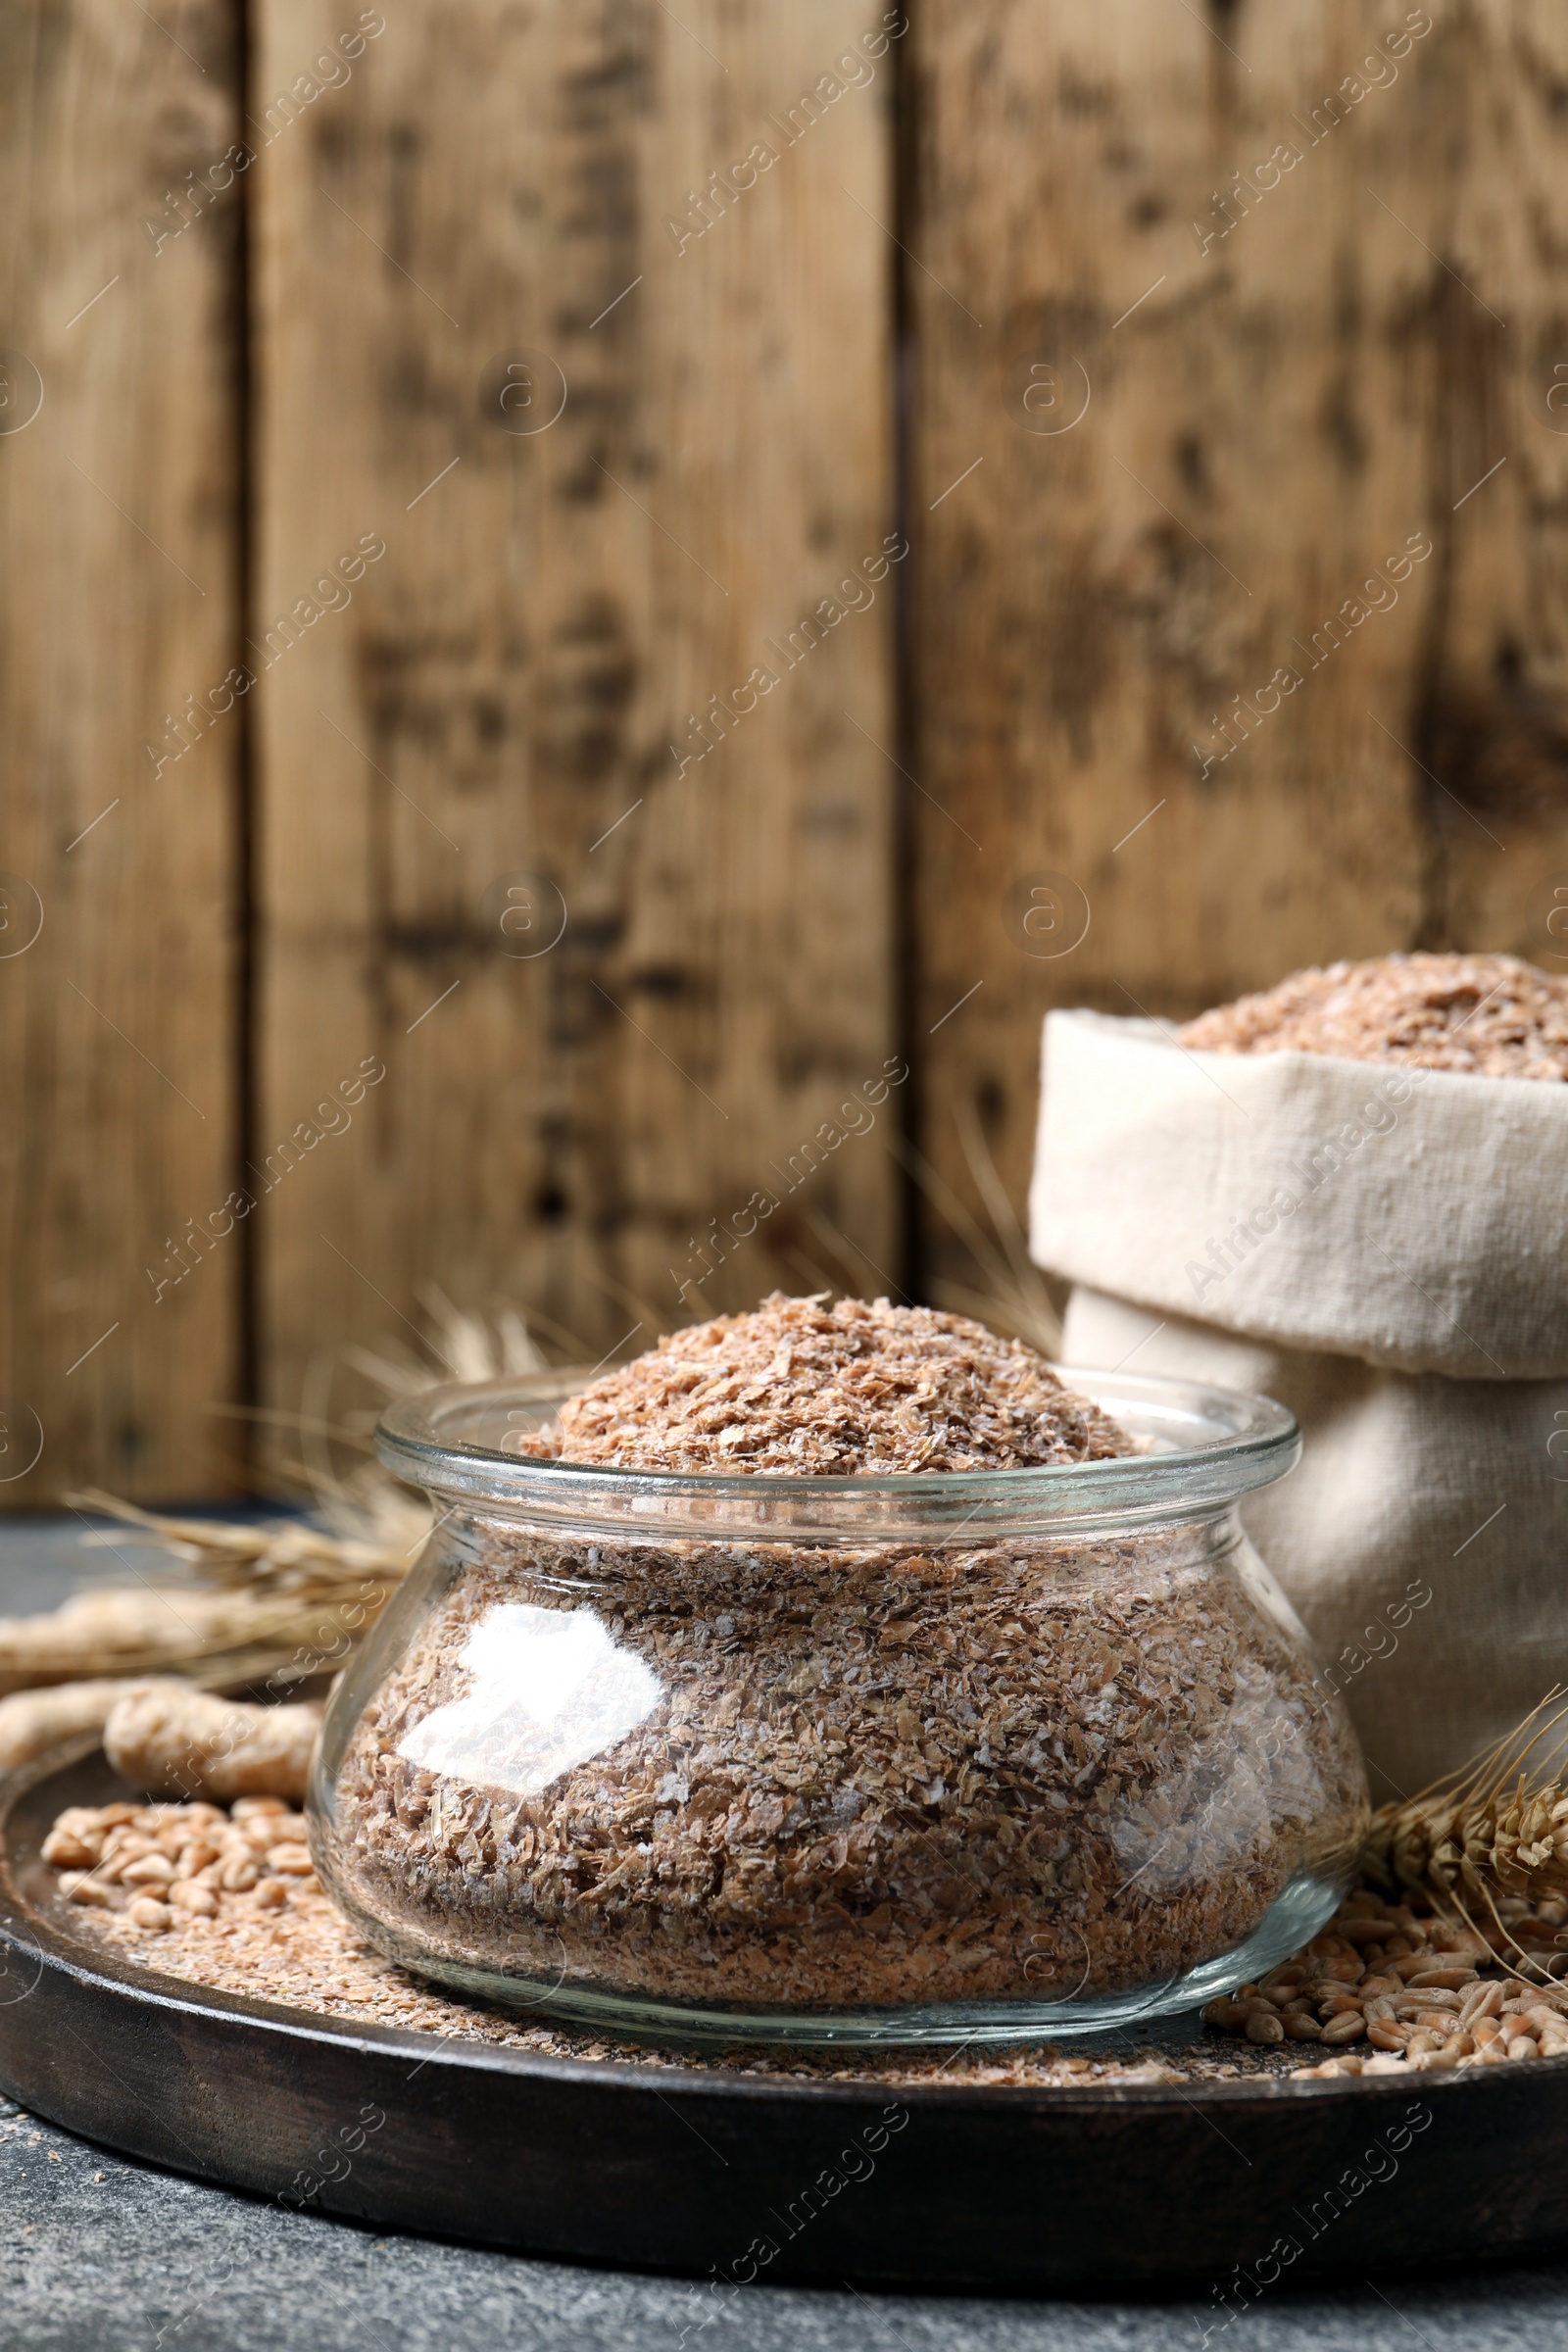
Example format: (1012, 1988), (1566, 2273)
(908, 0), (1568, 1298)
(0, 0), (243, 1505)
(4, 0), (1567, 1500)
(250, 0), (900, 1472)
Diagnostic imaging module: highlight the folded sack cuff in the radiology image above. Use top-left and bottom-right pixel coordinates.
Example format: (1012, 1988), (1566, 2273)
(1028, 1008), (1568, 1381)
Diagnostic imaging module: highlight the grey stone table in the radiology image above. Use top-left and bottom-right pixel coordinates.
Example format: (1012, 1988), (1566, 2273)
(3, 1514), (1566, 2352)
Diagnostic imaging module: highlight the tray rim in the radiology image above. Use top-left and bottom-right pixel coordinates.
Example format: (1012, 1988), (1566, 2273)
(10, 1741), (1568, 2291)
(0, 1735), (1535, 2119)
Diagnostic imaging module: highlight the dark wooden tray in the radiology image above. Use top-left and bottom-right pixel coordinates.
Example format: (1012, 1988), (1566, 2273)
(2, 1742), (1565, 2292)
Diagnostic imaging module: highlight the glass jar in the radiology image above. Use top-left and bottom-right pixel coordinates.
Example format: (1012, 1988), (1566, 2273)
(309, 1368), (1368, 2047)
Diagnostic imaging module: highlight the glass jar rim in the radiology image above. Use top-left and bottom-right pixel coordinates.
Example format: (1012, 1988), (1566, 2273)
(375, 1366), (1299, 1543)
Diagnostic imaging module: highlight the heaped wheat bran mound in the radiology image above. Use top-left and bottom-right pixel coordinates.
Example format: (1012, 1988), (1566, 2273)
(514, 1293), (1135, 1475)
(1179, 952), (1568, 1081)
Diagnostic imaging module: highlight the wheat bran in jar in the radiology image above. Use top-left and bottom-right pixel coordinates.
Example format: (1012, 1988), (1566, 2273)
(317, 1298), (1364, 2016)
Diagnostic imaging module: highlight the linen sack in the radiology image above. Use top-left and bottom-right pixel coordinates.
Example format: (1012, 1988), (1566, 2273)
(1028, 1008), (1568, 1794)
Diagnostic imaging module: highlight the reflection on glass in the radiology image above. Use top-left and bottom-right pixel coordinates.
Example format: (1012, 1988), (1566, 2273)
(1108, 1661), (1328, 1892)
(398, 1602), (662, 1796)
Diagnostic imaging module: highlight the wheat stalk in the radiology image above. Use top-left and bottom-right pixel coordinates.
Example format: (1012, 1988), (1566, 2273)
(0, 1499), (423, 1701)
(890, 1102), (1063, 1355)
(1, 1303), (557, 1703)
(66, 1491), (419, 1596)
(1359, 1693), (1568, 1978)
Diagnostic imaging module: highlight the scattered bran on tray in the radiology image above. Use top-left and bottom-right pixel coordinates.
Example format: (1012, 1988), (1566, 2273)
(38, 1793), (1568, 2085)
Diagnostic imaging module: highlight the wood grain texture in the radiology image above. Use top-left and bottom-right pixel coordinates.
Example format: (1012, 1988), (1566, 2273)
(0, 0), (242, 1503)
(251, 0), (900, 1446)
(17, 0), (1568, 1502)
(907, 0), (1568, 1296)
